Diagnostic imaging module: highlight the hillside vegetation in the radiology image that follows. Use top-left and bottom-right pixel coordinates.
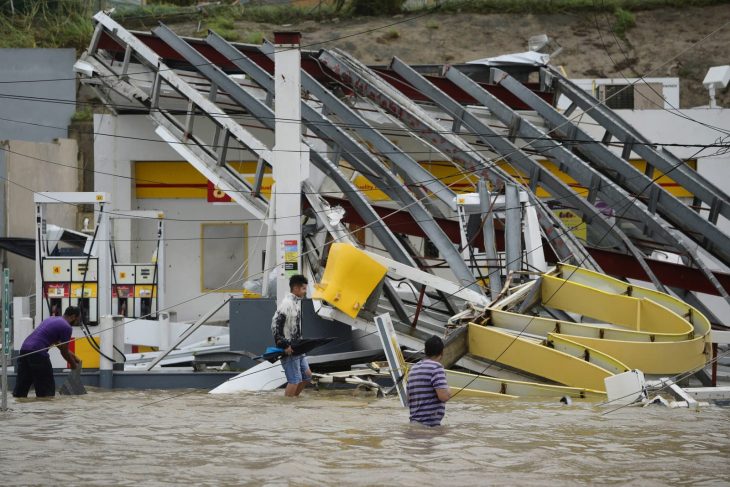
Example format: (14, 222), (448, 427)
(1, 0), (729, 106)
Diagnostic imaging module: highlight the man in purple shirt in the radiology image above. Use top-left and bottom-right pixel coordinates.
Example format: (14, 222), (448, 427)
(13, 306), (81, 398)
(406, 335), (451, 427)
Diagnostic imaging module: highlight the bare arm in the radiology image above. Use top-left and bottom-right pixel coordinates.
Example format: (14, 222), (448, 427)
(57, 343), (80, 369)
(433, 365), (450, 402)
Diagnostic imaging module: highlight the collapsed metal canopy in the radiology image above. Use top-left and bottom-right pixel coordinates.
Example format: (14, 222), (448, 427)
(77, 12), (730, 324)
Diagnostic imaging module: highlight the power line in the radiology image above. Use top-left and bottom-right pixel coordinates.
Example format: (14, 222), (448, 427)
(591, 3), (730, 137)
(4, 130), (700, 242)
(2, 110), (726, 152)
(0, 4), (444, 86)
(3, 111), (724, 200)
(449, 145), (714, 400)
(8, 13), (727, 405)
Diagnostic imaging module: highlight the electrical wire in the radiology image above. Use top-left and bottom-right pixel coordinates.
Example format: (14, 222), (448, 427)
(8, 12), (729, 409)
(76, 204), (118, 363)
(591, 3), (730, 137)
(5, 95), (728, 150)
(12, 151), (719, 409)
(0, 3), (445, 86)
(448, 143), (717, 401)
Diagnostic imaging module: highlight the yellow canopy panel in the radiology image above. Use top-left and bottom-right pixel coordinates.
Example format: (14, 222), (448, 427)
(446, 369), (605, 400)
(556, 263), (712, 337)
(490, 307), (692, 343)
(467, 323), (614, 391)
(541, 275), (693, 335)
(555, 334), (709, 375)
(312, 243), (387, 318)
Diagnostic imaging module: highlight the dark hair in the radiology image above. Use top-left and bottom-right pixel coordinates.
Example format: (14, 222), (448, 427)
(424, 335), (444, 358)
(289, 274), (308, 290)
(63, 306), (81, 318)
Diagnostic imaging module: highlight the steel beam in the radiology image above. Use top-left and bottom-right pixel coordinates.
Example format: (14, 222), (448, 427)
(494, 68), (730, 269)
(445, 66), (730, 301)
(91, 15), (273, 163)
(478, 179), (503, 297)
(318, 49), (598, 270)
(389, 58), (669, 278)
(504, 183), (522, 274)
(153, 119), (266, 219)
(542, 67), (730, 222)
(202, 32), (480, 294)
(84, 15), (270, 217)
(296, 78), (458, 210)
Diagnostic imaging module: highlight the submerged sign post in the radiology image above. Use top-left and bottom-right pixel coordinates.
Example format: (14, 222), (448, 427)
(2, 268), (11, 411)
(374, 313), (408, 407)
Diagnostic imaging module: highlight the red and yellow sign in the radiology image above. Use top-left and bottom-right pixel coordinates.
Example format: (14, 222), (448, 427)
(207, 181), (232, 203)
(135, 158), (696, 204)
(135, 161), (272, 201)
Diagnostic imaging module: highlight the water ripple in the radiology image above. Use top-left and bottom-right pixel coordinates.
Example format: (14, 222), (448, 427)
(1, 390), (729, 486)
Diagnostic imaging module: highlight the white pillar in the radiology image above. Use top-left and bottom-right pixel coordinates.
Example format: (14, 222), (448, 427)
(97, 205), (111, 320)
(13, 298), (33, 352)
(156, 220), (165, 314)
(158, 311), (171, 351)
(272, 32), (309, 302)
(99, 315), (114, 388)
(708, 84), (717, 109)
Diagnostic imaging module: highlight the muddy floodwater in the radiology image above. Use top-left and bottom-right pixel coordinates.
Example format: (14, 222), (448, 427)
(2, 389), (729, 486)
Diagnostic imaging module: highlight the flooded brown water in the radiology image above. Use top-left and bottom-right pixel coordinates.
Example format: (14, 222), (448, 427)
(2, 389), (729, 486)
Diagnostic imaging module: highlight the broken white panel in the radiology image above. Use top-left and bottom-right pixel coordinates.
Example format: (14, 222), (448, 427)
(604, 369), (647, 406)
(209, 360), (287, 394)
(375, 313), (408, 407)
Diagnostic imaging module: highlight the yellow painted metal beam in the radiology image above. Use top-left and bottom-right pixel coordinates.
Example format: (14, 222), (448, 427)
(446, 369), (605, 399)
(547, 333), (629, 375)
(467, 323), (614, 391)
(449, 388), (518, 400)
(555, 334), (709, 374)
(491, 308), (692, 343)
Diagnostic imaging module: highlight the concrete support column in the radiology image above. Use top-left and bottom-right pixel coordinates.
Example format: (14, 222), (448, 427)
(272, 31), (308, 302)
(158, 312), (171, 352)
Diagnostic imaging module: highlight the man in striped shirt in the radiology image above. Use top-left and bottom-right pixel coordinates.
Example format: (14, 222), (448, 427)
(407, 335), (451, 427)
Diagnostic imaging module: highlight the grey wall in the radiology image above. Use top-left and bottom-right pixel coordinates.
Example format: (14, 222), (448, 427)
(0, 49), (76, 142)
(229, 298), (355, 358)
(3, 139), (79, 296)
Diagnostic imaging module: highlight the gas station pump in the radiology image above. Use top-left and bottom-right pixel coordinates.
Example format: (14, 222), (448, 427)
(35, 193), (108, 327)
(34, 192), (111, 368)
(110, 213), (164, 320)
(34, 195), (166, 368)
(111, 264), (159, 319)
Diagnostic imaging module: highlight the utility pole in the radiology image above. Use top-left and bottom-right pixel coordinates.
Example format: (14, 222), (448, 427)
(2, 268), (11, 411)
